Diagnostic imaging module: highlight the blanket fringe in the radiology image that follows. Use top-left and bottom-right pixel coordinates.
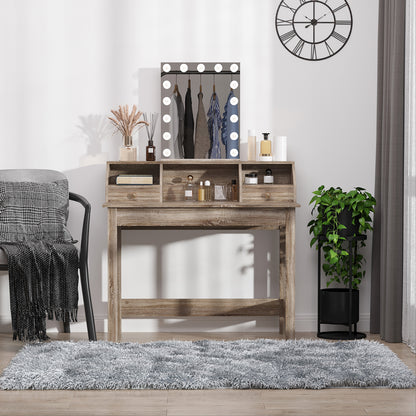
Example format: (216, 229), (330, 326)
(49, 308), (78, 323)
(0, 240), (79, 342)
(13, 308), (78, 342)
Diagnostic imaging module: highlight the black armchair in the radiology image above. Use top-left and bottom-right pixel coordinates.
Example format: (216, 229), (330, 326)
(0, 170), (96, 341)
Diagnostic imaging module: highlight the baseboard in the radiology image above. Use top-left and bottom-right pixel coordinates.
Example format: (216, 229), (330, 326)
(0, 312), (370, 334)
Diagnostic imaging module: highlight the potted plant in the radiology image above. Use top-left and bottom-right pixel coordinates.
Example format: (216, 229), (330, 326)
(308, 186), (376, 330)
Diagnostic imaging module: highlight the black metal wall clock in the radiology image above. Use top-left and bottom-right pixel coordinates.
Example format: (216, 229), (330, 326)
(275, 0), (353, 61)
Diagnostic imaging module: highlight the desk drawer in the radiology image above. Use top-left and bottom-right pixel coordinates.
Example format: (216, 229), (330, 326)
(241, 185), (294, 203)
(107, 185), (161, 203)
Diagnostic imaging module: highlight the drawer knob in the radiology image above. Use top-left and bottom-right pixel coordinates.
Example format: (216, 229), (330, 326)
(127, 193), (136, 200)
(264, 192), (271, 200)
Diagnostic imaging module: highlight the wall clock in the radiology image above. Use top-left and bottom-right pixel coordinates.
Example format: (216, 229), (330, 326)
(275, 0), (353, 61)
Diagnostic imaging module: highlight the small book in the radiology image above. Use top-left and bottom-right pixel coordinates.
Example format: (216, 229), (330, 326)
(116, 174), (153, 185)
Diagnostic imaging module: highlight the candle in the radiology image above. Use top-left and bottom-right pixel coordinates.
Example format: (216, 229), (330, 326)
(276, 136), (287, 161)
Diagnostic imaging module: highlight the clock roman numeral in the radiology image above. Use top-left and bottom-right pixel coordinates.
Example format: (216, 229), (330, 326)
(293, 39), (305, 56)
(276, 18), (293, 26)
(280, 1), (297, 13)
(325, 41), (334, 55)
(280, 29), (297, 43)
(311, 44), (317, 60)
(332, 31), (347, 43)
(335, 19), (352, 26)
(333, 3), (347, 13)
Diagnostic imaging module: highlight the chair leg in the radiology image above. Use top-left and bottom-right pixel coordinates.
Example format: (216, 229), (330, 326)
(63, 315), (71, 333)
(79, 261), (97, 341)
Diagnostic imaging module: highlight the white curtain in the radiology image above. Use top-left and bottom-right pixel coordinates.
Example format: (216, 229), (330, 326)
(403, 0), (416, 353)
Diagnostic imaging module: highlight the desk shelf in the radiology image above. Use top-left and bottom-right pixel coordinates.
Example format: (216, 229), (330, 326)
(106, 160), (296, 206)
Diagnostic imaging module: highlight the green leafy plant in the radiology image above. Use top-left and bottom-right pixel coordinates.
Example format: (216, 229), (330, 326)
(308, 186), (376, 289)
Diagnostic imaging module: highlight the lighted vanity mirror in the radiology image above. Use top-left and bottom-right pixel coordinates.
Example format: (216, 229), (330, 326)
(161, 62), (240, 160)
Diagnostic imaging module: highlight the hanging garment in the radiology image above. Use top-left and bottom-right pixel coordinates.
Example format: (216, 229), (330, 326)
(174, 92), (185, 159)
(183, 85), (194, 158)
(194, 91), (210, 159)
(207, 93), (222, 159)
(166, 93), (179, 158)
(221, 90), (240, 159)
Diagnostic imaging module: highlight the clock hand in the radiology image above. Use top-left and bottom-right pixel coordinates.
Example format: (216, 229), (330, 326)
(305, 13), (328, 28)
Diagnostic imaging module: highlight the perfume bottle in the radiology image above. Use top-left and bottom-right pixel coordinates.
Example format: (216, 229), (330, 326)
(146, 139), (156, 161)
(264, 168), (274, 184)
(198, 181), (205, 202)
(231, 179), (238, 201)
(184, 175), (194, 201)
(259, 133), (273, 161)
(204, 180), (211, 201)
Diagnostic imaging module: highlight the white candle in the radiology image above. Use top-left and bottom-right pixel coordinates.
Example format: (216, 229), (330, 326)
(276, 136), (287, 161)
(247, 129), (256, 161)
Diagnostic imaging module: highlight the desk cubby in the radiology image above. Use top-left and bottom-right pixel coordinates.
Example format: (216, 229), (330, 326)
(161, 161), (239, 202)
(106, 162), (161, 203)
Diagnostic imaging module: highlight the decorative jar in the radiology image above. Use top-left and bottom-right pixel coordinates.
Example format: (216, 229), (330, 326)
(119, 135), (137, 161)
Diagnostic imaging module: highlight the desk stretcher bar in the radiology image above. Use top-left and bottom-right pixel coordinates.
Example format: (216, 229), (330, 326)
(121, 298), (284, 318)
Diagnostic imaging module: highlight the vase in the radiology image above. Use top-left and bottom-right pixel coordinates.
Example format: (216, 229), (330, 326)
(119, 136), (137, 161)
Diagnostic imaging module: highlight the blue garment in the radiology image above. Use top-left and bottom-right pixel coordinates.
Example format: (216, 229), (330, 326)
(221, 91), (239, 159)
(207, 93), (222, 159)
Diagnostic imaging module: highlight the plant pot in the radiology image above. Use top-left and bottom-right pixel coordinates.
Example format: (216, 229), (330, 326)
(320, 288), (359, 325)
(337, 208), (359, 237)
(321, 208), (359, 238)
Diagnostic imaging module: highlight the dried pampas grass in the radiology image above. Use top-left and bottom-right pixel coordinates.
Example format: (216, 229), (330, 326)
(108, 105), (148, 137)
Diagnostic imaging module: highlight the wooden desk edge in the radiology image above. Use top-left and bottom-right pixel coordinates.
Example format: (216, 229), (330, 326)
(103, 202), (301, 208)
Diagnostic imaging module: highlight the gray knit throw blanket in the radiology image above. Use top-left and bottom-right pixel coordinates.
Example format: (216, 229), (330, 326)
(0, 179), (79, 341)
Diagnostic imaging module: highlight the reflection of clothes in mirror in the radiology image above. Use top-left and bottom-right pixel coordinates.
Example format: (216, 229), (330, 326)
(174, 93), (185, 158)
(194, 92), (210, 159)
(207, 93), (222, 159)
(166, 93), (179, 158)
(221, 91), (239, 159)
(184, 86), (194, 158)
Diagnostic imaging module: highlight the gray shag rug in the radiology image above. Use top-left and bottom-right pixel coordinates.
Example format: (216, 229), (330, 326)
(0, 339), (415, 390)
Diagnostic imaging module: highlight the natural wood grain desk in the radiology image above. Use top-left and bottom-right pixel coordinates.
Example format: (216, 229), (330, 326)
(104, 161), (299, 342)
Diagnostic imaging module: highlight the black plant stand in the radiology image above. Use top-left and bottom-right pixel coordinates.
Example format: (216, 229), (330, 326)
(317, 235), (367, 340)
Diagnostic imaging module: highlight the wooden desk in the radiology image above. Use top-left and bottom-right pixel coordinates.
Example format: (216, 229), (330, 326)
(105, 160), (299, 342)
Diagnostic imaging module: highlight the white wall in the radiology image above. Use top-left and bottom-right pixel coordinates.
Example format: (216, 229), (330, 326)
(0, 0), (378, 333)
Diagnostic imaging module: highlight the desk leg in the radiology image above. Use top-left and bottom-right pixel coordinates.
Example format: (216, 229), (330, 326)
(279, 209), (296, 339)
(108, 209), (121, 342)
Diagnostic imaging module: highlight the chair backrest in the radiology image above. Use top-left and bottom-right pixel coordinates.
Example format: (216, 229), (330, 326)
(0, 169), (66, 183)
(0, 169), (71, 259)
